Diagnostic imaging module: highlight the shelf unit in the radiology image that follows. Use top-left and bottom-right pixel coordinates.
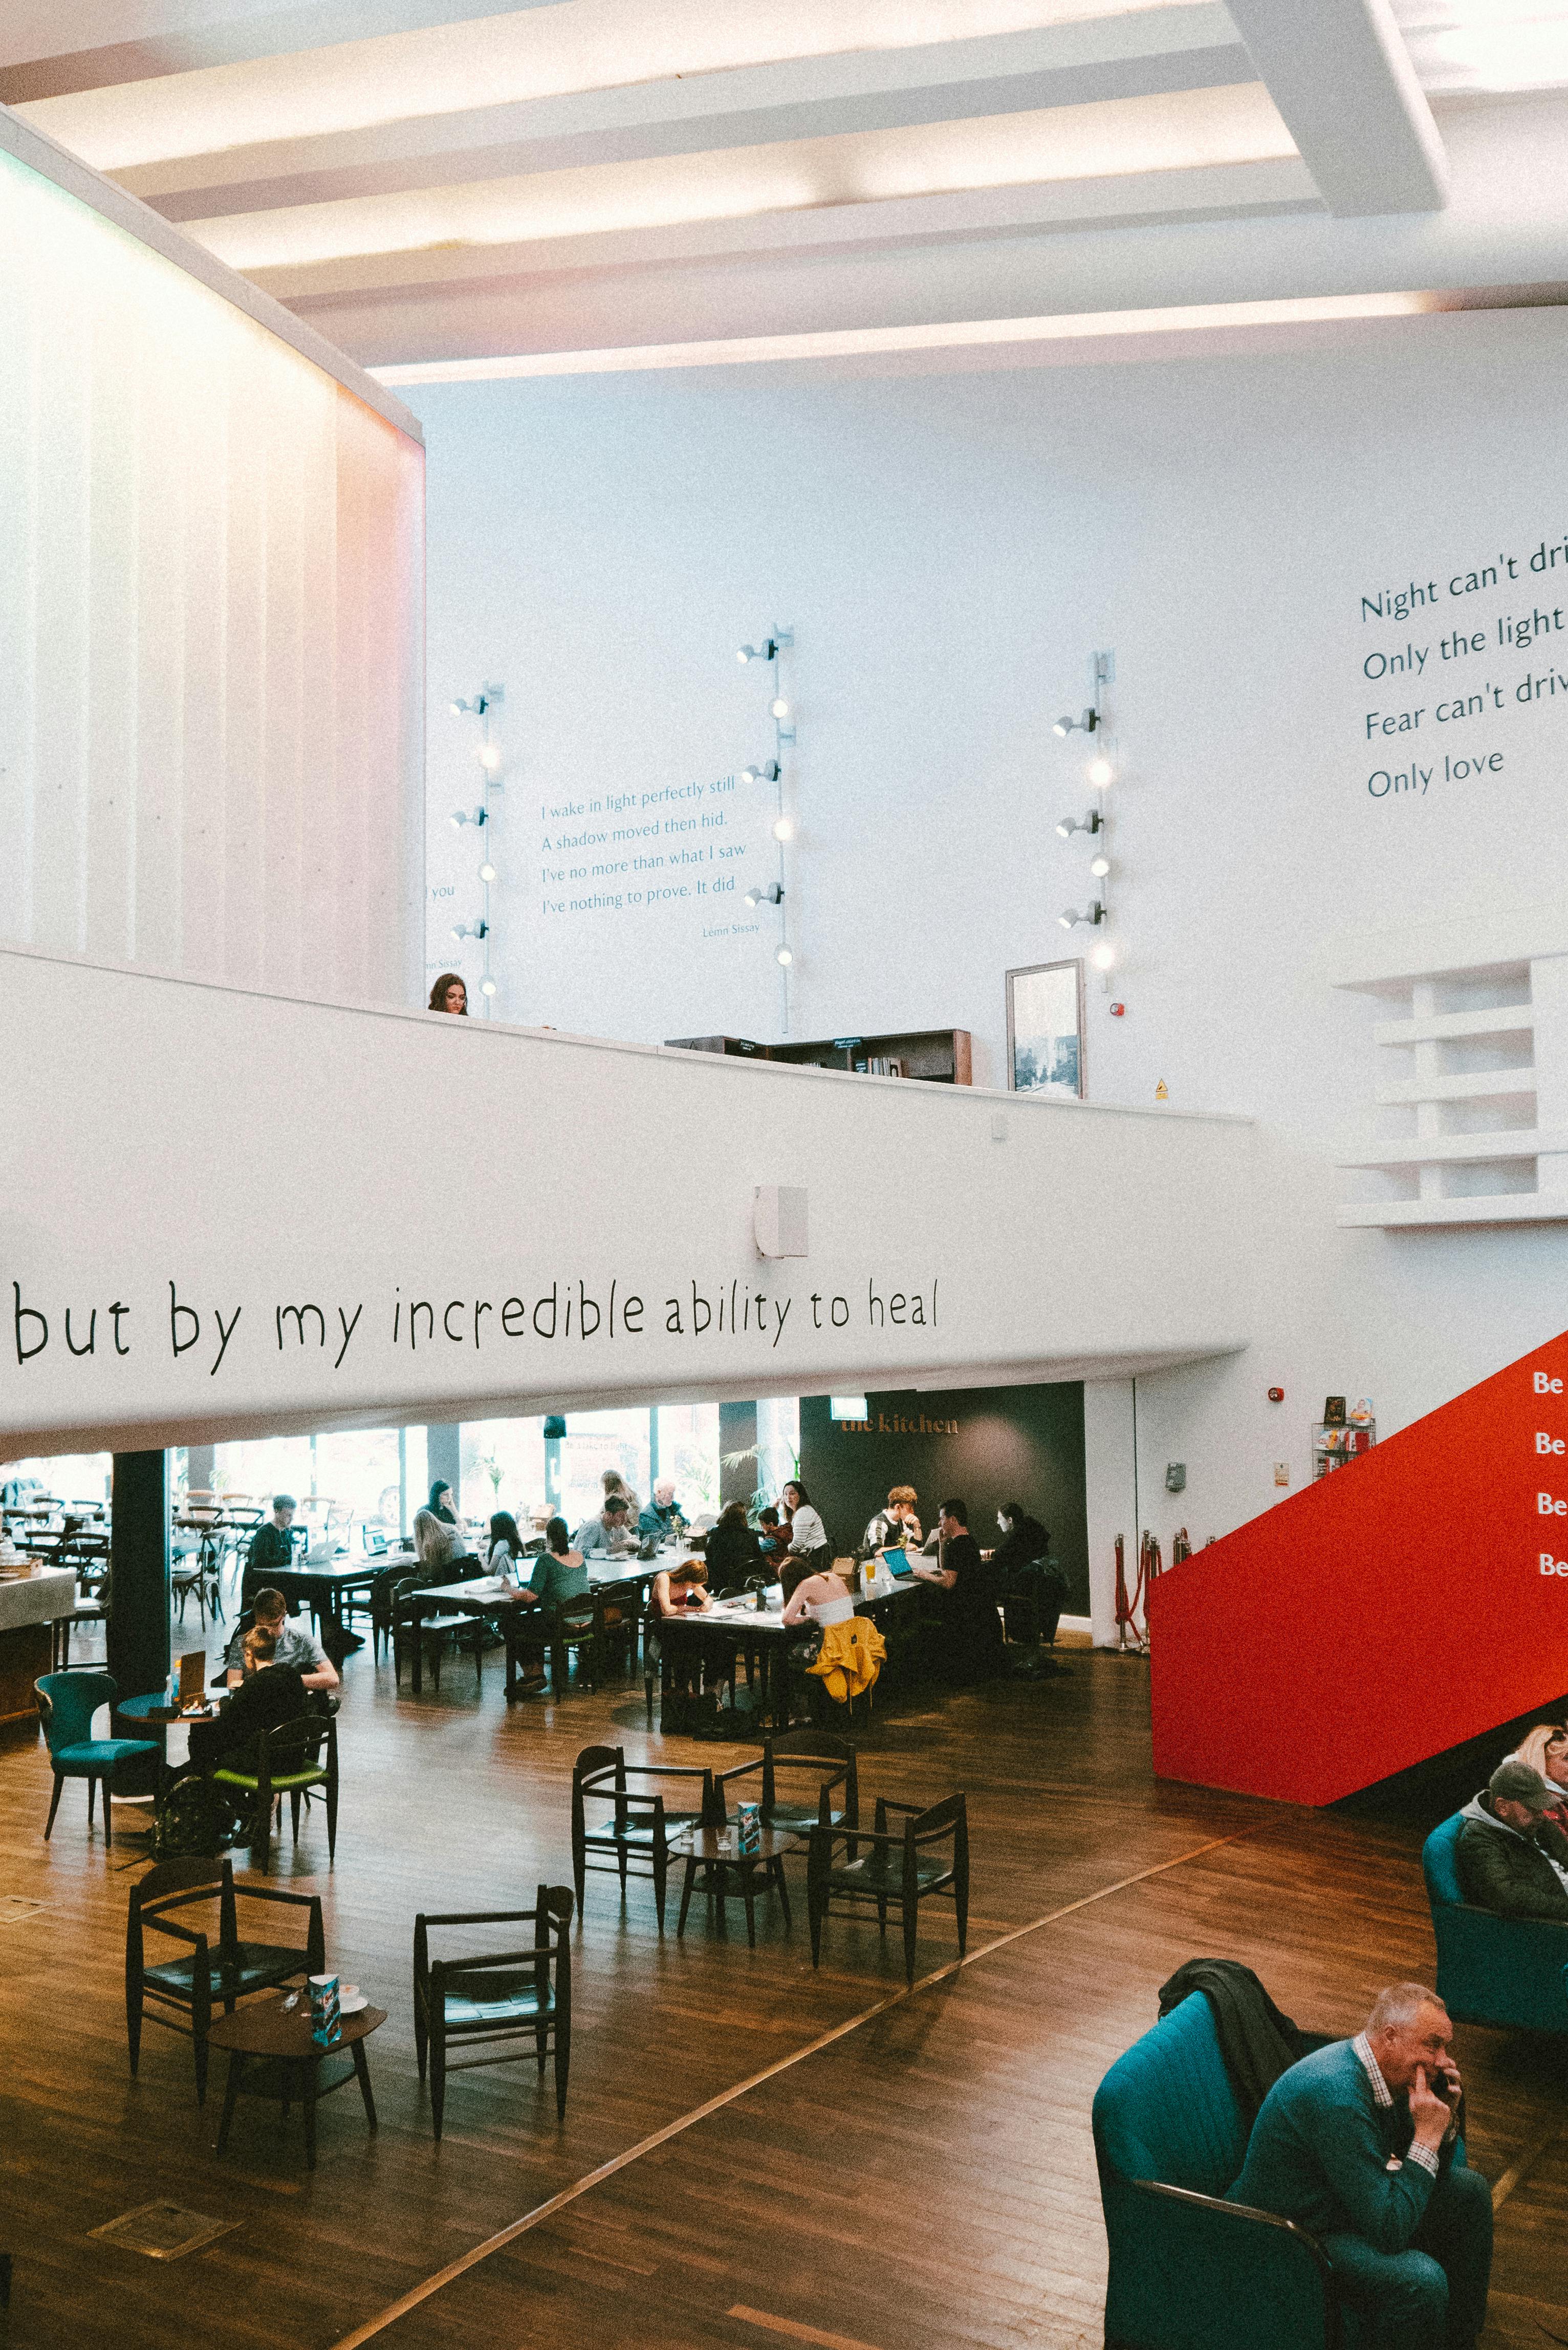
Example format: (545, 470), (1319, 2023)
(666, 1029), (972, 1084)
(1313, 1420), (1376, 1478)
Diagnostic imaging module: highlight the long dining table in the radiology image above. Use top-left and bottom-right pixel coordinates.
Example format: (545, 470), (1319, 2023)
(656, 1572), (927, 1731)
(402, 1556), (664, 1696)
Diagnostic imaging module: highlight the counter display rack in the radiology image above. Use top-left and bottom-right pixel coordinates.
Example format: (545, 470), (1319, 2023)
(1312, 1420), (1377, 1478)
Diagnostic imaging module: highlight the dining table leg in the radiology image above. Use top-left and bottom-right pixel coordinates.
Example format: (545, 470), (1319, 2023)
(302, 2058), (318, 2169)
(352, 2039), (378, 2130)
(411, 1597), (425, 1693)
(216, 2051), (245, 2155)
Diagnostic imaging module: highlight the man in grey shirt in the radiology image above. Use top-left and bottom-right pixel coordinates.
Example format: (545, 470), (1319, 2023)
(224, 1587), (340, 1691)
(574, 1495), (637, 1558)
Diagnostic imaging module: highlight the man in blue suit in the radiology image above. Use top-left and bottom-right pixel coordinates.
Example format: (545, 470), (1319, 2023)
(1229, 1981), (1491, 2348)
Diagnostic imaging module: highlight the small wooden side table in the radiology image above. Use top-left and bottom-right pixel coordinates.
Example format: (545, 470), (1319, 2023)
(671, 1822), (797, 1947)
(207, 1993), (385, 2169)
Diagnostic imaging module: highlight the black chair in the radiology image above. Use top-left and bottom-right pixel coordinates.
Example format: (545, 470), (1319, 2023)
(808, 1792), (969, 1986)
(571, 1745), (713, 1932)
(414, 1885), (573, 2140)
(126, 1856), (325, 2103)
(207, 1714), (339, 1873)
(548, 1595), (600, 1696)
(393, 1590), (485, 1692)
(716, 1732), (859, 1838)
(370, 1565), (421, 1663)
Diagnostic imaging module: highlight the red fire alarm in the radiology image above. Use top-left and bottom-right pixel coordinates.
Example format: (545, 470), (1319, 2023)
(1109, 1001), (1126, 1017)
(1268, 1386), (1284, 1402)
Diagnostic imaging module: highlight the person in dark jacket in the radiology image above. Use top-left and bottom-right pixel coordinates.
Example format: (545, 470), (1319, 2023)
(992, 1501), (1066, 1645)
(1456, 1761), (1568, 1920)
(914, 1498), (1006, 1680)
(187, 1627), (312, 1771)
(241, 1493), (296, 1607)
(705, 1501), (765, 1588)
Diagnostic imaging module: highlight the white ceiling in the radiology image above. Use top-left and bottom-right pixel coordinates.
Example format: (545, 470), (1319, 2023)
(7, 0), (1568, 378)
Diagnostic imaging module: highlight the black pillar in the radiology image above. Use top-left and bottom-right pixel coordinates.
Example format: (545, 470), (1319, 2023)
(107, 1450), (170, 1700)
(427, 1423), (462, 1511)
(718, 1401), (759, 1508)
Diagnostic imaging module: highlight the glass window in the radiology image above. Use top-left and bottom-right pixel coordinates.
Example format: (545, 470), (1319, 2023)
(461, 1418), (546, 1534)
(1, 1451), (112, 1506)
(654, 1402), (721, 1520)
(553, 1409), (652, 1533)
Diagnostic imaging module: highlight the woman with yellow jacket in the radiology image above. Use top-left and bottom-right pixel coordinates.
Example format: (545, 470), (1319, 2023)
(782, 1562), (884, 1706)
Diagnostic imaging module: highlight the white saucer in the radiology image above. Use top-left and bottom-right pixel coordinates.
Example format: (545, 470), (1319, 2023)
(338, 1991), (368, 2014)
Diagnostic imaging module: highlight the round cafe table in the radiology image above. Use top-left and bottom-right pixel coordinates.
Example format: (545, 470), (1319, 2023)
(208, 1990), (385, 2169)
(671, 1821), (797, 1947)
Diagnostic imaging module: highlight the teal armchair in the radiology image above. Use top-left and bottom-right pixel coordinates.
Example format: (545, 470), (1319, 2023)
(1094, 1992), (1348, 2350)
(1423, 1811), (1568, 2036)
(35, 1671), (161, 1849)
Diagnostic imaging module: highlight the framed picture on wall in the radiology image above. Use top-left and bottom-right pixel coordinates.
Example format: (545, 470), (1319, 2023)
(1006, 959), (1085, 1099)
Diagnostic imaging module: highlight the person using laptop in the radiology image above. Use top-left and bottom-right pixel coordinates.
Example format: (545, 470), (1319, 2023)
(863, 1484), (922, 1551)
(223, 1586), (339, 1693)
(912, 1497), (1007, 1681)
(575, 1493), (638, 1557)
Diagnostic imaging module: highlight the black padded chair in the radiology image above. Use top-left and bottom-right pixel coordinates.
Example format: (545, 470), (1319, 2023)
(207, 1714), (339, 1873)
(715, 1732), (859, 1839)
(393, 1590), (485, 1692)
(414, 1885), (573, 2140)
(571, 1745), (713, 1932)
(808, 1792), (968, 1986)
(126, 1855), (325, 2103)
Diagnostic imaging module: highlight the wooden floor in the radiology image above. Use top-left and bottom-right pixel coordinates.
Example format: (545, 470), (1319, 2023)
(1, 1621), (1563, 2350)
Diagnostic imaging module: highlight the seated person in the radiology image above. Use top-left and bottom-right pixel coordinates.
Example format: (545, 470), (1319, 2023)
(241, 1493), (296, 1606)
(781, 1559), (855, 1627)
(863, 1484), (922, 1552)
(756, 1504), (789, 1559)
(575, 1493), (637, 1557)
(1509, 1723), (1568, 1830)
(188, 1626), (314, 1771)
(912, 1497), (1006, 1679)
(1229, 1982), (1491, 2350)
(705, 1500), (764, 1588)
(507, 1518), (589, 1694)
(638, 1479), (683, 1542)
(1457, 1760), (1568, 1918)
(992, 1500), (1067, 1644)
(428, 1478), (462, 1532)
(223, 1586), (339, 1693)
(488, 1510), (529, 1579)
(412, 1506), (473, 1573)
(652, 1555), (711, 1617)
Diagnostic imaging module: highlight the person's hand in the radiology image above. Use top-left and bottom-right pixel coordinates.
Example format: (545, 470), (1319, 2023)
(1409, 2065), (1453, 2150)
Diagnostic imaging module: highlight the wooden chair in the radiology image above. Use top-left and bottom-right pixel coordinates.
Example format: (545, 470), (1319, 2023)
(371, 1567), (422, 1664)
(413, 1885), (573, 2140)
(716, 1732), (859, 1839)
(549, 1595), (599, 1696)
(808, 1792), (968, 1986)
(571, 1745), (714, 1932)
(208, 1715), (338, 1873)
(392, 1590), (485, 1692)
(35, 1671), (161, 1848)
(592, 1584), (637, 1681)
(126, 1857), (325, 2104)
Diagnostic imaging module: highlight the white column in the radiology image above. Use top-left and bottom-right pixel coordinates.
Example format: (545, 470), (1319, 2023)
(1084, 1378), (1138, 1646)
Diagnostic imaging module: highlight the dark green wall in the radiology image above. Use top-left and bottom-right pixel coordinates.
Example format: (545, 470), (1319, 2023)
(799, 1383), (1088, 1613)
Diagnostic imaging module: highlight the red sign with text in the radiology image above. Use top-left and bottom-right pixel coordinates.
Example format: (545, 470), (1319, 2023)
(1149, 1330), (1568, 1803)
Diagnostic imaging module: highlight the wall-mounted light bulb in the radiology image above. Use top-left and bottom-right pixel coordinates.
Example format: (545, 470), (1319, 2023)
(477, 743), (501, 773)
(773, 816), (794, 842)
(448, 699), (464, 717)
(770, 698), (789, 720)
(1088, 755), (1113, 787)
(1090, 854), (1110, 878)
(451, 808), (487, 829)
(1092, 942), (1116, 971)
(776, 945), (794, 967)
(479, 861), (497, 883)
(481, 977), (497, 997)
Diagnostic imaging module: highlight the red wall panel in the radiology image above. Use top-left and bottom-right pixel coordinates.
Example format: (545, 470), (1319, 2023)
(1148, 1331), (1568, 1803)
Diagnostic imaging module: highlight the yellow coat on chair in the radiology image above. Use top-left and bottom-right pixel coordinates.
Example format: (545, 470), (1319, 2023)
(807, 1617), (886, 1704)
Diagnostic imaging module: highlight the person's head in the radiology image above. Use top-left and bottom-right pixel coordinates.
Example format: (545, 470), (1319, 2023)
(1514, 1723), (1568, 1791)
(718, 1500), (747, 1528)
(940, 1497), (968, 1535)
(670, 1556), (707, 1587)
(271, 1493), (295, 1528)
(429, 972), (468, 1015)
(1364, 1983), (1452, 2092)
(252, 1589), (287, 1630)
(783, 1481), (808, 1509)
(887, 1485), (917, 1521)
(546, 1515), (570, 1554)
(490, 1511), (523, 1556)
(603, 1470), (630, 1497)
(758, 1506), (780, 1528)
(243, 1624), (277, 1674)
(412, 1507), (441, 1558)
(655, 1479), (676, 1506)
(997, 1500), (1027, 1533)
(1488, 1758), (1556, 1832)
(602, 1494), (629, 1526)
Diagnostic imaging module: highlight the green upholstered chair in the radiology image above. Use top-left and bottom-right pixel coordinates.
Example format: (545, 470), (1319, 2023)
(1093, 1992), (1348, 2350)
(126, 1856), (326, 2103)
(35, 1671), (161, 1848)
(209, 1714), (337, 1874)
(413, 1884), (573, 2140)
(1423, 1810), (1568, 2036)
(807, 1792), (967, 1987)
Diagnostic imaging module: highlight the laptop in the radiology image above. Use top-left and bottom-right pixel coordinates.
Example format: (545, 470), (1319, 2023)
(177, 1651), (208, 1709)
(880, 1549), (917, 1579)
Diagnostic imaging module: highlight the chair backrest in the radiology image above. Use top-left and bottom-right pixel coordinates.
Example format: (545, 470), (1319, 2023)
(233, 1712), (332, 1775)
(1092, 1991), (1249, 2197)
(556, 1595), (596, 1636)
(35, 1669), (116, 1752)
(1422, 1813), (1466, 1909)
(131, 1856), (232, 1918)
(762, 1733), (858, 1823)
(910, 1791), (966, 1844)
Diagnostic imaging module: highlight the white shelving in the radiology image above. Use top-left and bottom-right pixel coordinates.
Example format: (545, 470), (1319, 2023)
(1333, 910), (1568, 1228)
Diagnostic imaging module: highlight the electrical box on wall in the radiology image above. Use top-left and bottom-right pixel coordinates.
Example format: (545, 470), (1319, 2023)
(754, 1185), (808, 1258)
(1165, 1463), (1186, 1493)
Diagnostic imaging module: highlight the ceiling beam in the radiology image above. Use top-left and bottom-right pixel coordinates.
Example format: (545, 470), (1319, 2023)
(1224, 0), (1448, 213)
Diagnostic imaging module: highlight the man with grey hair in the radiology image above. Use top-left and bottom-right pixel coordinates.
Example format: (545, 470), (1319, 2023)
(1457, 1758), (1568, 1920)
(1228, 1981), (1491, 2347)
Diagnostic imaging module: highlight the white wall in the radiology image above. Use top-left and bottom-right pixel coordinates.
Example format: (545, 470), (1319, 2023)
(406, 304), (1568, 1608)
(0, 112), (425, 1007)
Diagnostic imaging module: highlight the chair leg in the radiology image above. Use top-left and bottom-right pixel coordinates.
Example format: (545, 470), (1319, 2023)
(87, 1775), (97, 1825)
(808, 1886), (824, 1968)
(325, 1772), (338, 1865)
(44, 1771), (64, 1840)
(431, 2029), (447, 2141)
(653, 1843), (668, 1934)
(126, 1986), (142, 2076)
(554, 2023), (570, 2120)
(902, 1898), (918, 1988)
(290, 1790), (302, 1844)
(194, 2022), (210, 2107)
(414, 1992), (428, 2084)
(103, 1780), (114, 1847)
